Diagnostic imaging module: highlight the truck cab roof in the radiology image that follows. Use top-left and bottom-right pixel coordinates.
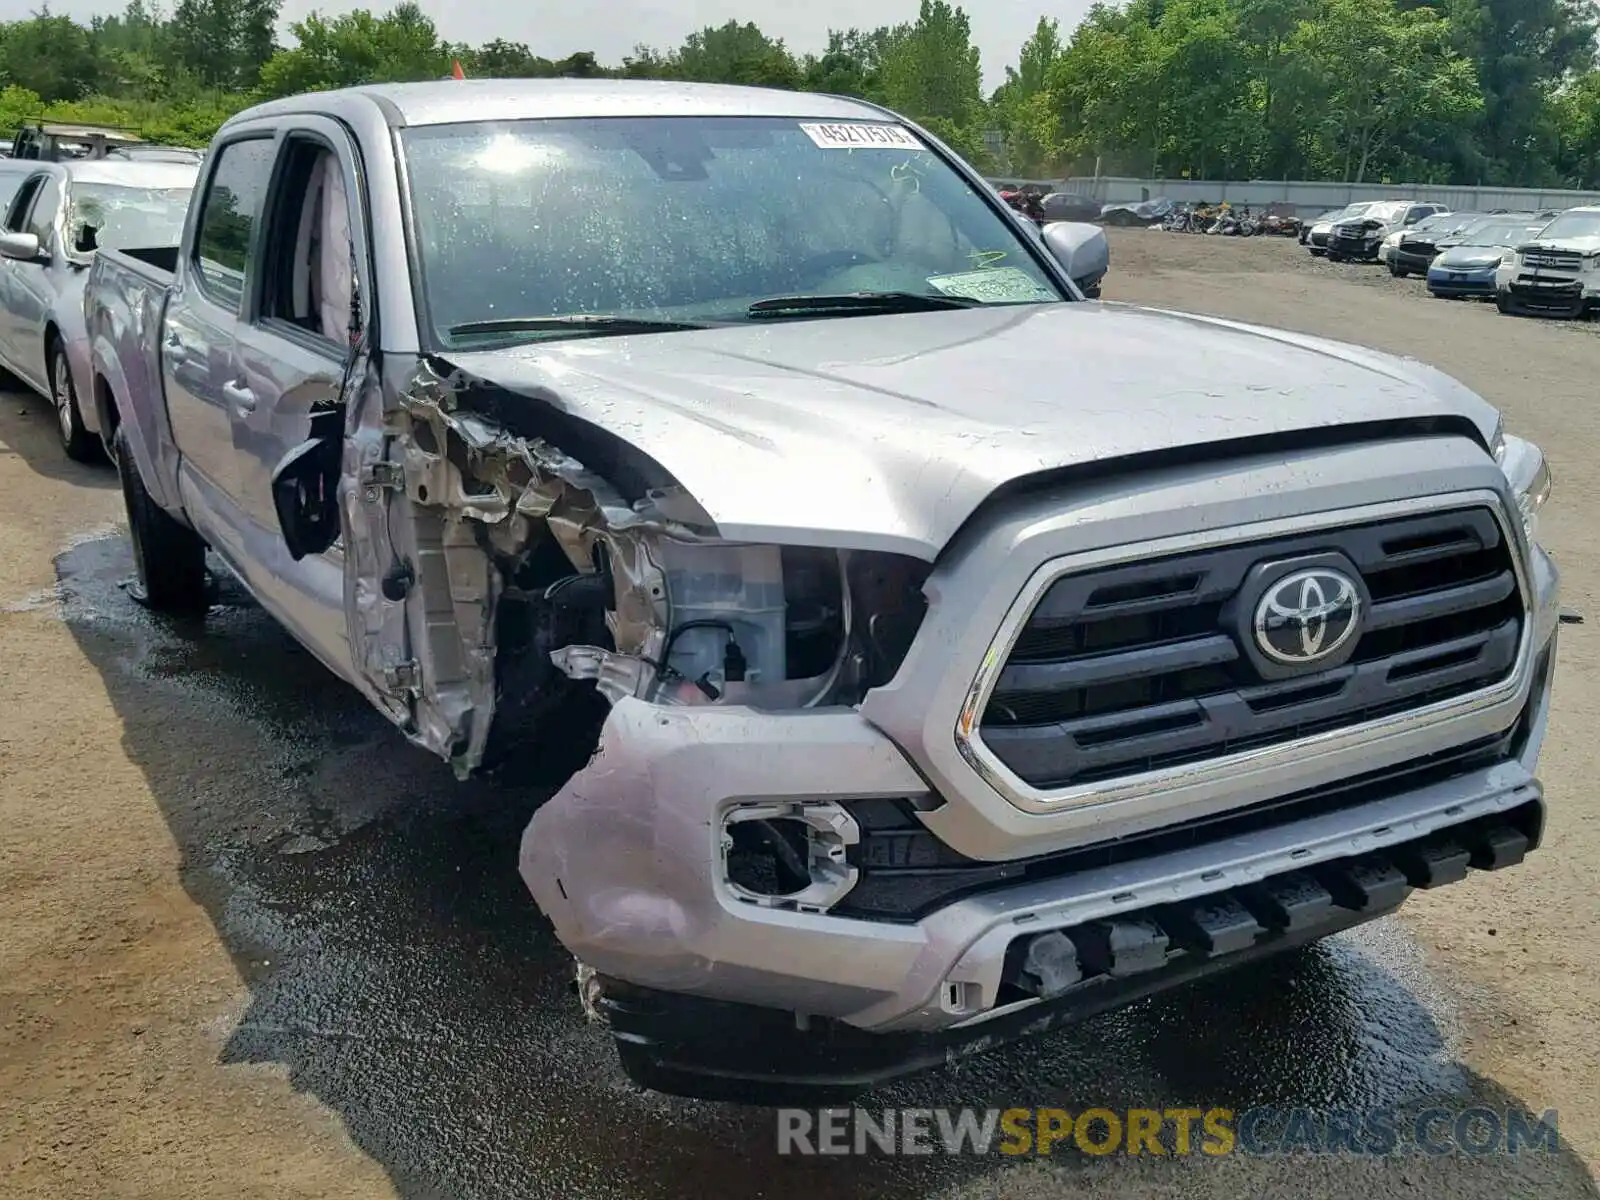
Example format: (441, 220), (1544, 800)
(224, 78), (897, 131)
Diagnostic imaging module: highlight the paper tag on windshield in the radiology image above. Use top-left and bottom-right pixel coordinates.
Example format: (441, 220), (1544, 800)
(800, 122), (923, 151)
(927, 267), (1057, 304)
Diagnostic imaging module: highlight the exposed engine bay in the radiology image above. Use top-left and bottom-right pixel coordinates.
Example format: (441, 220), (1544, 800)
(381, 357), (931, 783)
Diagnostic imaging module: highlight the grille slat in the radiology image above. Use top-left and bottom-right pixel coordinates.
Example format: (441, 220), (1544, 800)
(996, 634), (1238, 695)
(981, 507), (1523, 789)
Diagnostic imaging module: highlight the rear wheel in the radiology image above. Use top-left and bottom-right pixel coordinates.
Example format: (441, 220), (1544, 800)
(51, 344), (100, 463)
(113, 423), (210, 614)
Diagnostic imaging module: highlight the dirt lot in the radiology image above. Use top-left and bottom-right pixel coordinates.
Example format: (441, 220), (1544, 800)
(2, 233), (1598, 1200)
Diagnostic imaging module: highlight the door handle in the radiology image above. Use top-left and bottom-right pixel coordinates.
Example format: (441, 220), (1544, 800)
(164, 333), (189, 365)
(222, 380), (256, 413)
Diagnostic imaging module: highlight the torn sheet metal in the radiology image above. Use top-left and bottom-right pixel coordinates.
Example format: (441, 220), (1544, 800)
(392, 358), (726, 709)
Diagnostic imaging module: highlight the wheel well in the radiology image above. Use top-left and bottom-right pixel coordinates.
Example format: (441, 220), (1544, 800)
(44, 323), (60, 371)
(94, 374), (121, 440)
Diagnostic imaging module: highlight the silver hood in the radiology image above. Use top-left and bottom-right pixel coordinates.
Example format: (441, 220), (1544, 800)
(445, 302), (1499, 560)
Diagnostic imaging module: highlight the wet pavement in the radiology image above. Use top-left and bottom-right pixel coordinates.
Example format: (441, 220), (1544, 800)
(47, 531), (1599, 1199)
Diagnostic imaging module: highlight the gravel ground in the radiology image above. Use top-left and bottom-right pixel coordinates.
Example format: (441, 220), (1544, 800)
(1, 232), (1597, 1199)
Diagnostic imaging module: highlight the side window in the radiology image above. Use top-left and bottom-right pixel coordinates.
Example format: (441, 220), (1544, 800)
(25, 176), (61, 246)
(3, 176), (43, 233)
(192, 137), (277, 314)
(260, 138), (357, 347)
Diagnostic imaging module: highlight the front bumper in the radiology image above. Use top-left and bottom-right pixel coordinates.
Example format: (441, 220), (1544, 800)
(1392, 248), (1438, 274)
(1501, 275), (1597, 315)
(1428, 267), (1499, 296)
(523, 543), (1558, 1018)
(600, 788), (1546, 1102)
(1329, 234), (1383, 259)
(519, 444), (1560, 1098)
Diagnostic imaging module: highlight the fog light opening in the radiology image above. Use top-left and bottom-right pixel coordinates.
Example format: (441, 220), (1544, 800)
(721, 801), (860, 913)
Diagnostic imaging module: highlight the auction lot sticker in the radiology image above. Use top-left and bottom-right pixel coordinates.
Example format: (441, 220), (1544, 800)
(927, 267), (1058, 304)
(800, 122), (924, 150)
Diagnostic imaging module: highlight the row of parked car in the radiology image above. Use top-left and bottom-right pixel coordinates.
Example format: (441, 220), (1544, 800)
(1300, 198), (1600, 318)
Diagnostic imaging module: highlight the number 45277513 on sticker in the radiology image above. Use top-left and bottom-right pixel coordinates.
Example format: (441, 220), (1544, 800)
(800, 123), (924, 151)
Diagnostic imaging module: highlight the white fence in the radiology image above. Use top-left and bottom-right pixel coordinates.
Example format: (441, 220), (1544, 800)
(987, 175), (1600, 217)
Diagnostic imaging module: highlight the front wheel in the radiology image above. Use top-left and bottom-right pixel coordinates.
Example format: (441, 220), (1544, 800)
(1496, 294), (1514, 315)
(113, 424), (210, 614)
(1389, 262), (1407, 278)
(51, 345), (100, 463)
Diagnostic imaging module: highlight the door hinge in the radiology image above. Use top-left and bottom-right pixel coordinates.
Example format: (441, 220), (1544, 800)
(361, 461), (404, 493)
(361, 460), (403, 499)
(383, 660), (420, 692)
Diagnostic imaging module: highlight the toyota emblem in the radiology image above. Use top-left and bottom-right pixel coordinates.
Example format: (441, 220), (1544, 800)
(1252, 568), (1363, 666)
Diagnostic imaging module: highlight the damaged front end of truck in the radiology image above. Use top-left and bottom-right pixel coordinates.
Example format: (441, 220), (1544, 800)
(272, 343), (933, 901)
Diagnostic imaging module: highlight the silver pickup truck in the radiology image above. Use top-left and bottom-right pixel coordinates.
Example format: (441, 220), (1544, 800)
(84, 79), (1559, 1103)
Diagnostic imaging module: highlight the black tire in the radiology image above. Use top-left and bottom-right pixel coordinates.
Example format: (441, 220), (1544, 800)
(113, 423), (210, 614)
(1389, 261), (1407, 278)
(1495, 294), (1514, 315)
(50, 343), (101, 463)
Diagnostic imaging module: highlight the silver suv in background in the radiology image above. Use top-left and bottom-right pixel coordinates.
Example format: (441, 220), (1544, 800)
(1496, 206), (1600, 318)
(0, 159), (195, 459)
(84, 80), (1560, 1102)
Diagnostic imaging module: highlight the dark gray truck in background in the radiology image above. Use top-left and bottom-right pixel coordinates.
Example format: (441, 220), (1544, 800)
(84, 79), (1559, 1102)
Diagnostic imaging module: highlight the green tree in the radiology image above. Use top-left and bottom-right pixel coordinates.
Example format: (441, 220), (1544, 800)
(991, 18), (1064, 173)
(1402, 0), (1598, 184)
(164, 0), (279, 89)
(1236, 0), (1319, 177)
(800, 29), (896, 99)
(877, 1), (985, 127)
(1045, 3), (1172, 175)
(1554, 69), (1600, 186)
(256, 2), (449, 97)
(1295, 0), (1482, 181)
(0, 10), (105, 103)
(664, 20), (801, 89)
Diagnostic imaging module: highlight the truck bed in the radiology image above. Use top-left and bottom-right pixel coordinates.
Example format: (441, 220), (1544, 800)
(100, 244), (179, 282)
(83, 244), (182, 510)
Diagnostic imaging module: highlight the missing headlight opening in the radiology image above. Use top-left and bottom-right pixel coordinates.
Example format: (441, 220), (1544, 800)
(394, 358), (931, 782)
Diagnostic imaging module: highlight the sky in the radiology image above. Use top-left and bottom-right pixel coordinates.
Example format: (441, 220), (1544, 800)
(13, 0), (1100, 92)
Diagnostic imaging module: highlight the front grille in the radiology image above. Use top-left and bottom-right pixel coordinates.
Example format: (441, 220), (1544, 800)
(1523, 249), (1582, 272)
(1403, 240), (1437, 258)
(979, 506), (1523, 789)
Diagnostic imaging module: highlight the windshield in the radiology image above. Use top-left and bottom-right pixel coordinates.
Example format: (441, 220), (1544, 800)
(1361, 202), (1409, 223)
(67, 183), (192, 256)
(1461, 223), (1547, 248)
(1537, 210), (1600, 240)
(400, 116), (1065, 348)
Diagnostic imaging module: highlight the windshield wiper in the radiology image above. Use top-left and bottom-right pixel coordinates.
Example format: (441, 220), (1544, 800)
(447, 314), (713, 338)
(747, 291), (986, 319)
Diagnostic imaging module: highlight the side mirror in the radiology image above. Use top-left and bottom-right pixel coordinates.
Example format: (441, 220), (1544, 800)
(271, 411), (342, 560)
(1042, 221), (1110, 299)
(0, 231), (43, 262)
